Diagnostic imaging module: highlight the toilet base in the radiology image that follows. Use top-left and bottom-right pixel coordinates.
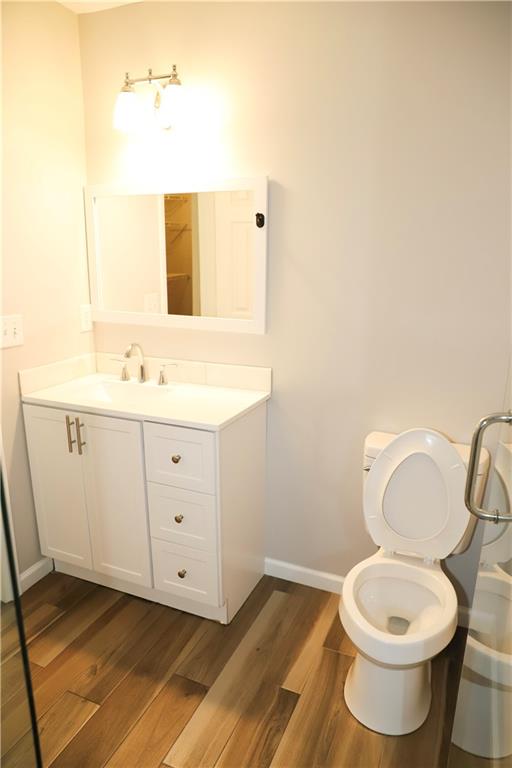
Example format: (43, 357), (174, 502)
(344, 652), (432, 735)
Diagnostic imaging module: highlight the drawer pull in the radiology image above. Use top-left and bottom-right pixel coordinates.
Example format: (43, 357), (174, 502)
(171, 454), (181, 464)
(177, 568), (187, 579)
(174, 514), (184, 524)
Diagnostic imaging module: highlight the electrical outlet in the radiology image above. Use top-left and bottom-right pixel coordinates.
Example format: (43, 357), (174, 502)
(1, 315), (24, 348)
(80, 304), (93, 332)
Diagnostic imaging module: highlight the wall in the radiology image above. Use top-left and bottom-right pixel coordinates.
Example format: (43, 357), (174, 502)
(2, 2), (92, 574)
(95, 194), (165, 312)
(79, 2), (511, 583)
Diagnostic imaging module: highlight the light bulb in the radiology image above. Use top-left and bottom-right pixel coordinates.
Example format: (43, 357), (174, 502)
(137, 82), (160, 132)
(155, 82), (183, 130)
(113, 87), (138, 132)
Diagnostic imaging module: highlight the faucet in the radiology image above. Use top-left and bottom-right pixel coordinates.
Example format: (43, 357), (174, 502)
(123, 342), (147, 383)
(158, 362), (177, 386)
(109, 357), (130, 381)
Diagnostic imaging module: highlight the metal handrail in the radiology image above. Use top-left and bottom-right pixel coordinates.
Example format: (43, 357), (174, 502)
(464, 411), (512, 524)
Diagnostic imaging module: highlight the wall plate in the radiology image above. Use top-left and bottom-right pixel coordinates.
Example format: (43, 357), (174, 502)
(1, 315), (24, 348)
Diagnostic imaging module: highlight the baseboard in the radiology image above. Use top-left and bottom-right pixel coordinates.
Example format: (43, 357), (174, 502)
(264, 557), (344, 594)
(19, 557), (53, 594)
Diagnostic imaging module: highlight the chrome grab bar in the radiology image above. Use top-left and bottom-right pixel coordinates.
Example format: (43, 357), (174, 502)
(464, 411), (512, 524)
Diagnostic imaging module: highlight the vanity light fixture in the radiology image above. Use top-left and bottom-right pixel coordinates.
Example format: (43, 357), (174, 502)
(113, 65), (182, 132)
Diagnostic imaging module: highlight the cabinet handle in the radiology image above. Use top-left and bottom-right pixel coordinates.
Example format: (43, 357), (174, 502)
(174, 514), (184, 524)
(177, 569), (187, 579)
(75, 418), (86, 455)
(171, 454), (181, 464)
(65, 416), (76, 453)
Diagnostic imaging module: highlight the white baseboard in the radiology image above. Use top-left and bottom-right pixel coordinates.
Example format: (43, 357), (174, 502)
(264, 557), (344, 594)
(19, 557), (53, 594)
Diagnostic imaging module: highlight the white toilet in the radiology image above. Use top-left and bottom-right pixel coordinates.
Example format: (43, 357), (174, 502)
(340, 428), (488, 736)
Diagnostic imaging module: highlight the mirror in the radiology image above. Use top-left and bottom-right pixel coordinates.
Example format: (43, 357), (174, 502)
(85, 178), (267, 334)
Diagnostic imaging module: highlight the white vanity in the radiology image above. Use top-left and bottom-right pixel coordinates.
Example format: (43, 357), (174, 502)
(21, 176), (270, 623)
(21, 355), (270, 623)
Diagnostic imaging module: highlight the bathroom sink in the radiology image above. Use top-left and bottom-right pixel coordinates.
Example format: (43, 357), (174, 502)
(22, 373), (269, 430)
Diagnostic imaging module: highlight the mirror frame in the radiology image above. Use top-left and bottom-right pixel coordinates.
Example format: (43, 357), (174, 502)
(84, 176), (268, 334)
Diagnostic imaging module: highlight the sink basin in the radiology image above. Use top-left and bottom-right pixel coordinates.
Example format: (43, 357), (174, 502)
(22, 373), (270, 430)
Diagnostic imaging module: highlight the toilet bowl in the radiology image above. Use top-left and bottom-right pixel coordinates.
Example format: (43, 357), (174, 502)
(340, 549), (457, 735)
(340, 428), (488, 736)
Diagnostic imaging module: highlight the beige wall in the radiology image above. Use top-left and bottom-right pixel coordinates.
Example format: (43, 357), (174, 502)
(80, 2), (511, 580)
(3, 2), (510, 584)
(2, 2), (93, 572)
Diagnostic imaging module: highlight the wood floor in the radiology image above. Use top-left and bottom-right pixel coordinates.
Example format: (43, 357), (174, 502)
(1, 572), (466, 768)
(448, 746), (512, 768)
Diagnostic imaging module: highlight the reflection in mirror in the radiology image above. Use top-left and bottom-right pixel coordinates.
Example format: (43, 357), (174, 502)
(484, 442), (512, 575)
(448, 440), (512, 766)
(93, 190), (255, 320)
(1, 473), (41, 766)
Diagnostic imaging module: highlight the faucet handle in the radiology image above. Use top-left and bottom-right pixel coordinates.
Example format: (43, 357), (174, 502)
(109, 357), (130, 381)
(158, 362), (178, 386)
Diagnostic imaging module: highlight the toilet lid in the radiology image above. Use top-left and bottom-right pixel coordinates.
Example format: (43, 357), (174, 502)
(480, 443), (512, 566)
(364, 428), (470, 559)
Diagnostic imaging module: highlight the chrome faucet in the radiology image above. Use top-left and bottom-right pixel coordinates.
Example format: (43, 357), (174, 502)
(123, 342), (147, 383)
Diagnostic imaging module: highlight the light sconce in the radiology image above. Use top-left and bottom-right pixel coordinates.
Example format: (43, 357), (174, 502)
(113, 65), (182, 133)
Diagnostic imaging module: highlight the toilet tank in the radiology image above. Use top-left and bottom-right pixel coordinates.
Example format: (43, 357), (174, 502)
(363, 431), (489, 555)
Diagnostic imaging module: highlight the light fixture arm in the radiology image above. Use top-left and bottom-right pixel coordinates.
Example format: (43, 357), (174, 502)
(123, 65), (181, 87)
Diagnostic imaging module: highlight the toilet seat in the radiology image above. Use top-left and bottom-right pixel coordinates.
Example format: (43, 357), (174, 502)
(364, 429), (470, 560)
(341, 550), (457, 666)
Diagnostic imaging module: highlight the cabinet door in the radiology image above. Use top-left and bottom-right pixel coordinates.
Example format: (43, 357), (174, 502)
(81, 413), (152, 587)
(23, 404), (92, 569)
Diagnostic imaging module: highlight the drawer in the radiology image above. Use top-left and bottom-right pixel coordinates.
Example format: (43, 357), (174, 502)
(144, 423), (216, 494)
(152, 539), (220, 606)
(148, 484), (217, 552)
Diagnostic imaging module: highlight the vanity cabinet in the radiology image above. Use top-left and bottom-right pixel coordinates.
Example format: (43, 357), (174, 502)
(23, 397), (266, 624)
(23, 404), (152, 588)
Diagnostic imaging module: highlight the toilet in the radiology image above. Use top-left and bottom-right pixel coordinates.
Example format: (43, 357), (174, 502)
(451, 442), (511, 760)
(340, 428), (488, 736)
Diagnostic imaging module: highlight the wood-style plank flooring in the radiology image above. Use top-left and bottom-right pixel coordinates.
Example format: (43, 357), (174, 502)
(1, 572), (466, 768)
(448, 745), (512, 768)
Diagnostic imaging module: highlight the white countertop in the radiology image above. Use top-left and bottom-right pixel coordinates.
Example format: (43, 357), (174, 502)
(22, 373), (270, 431)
